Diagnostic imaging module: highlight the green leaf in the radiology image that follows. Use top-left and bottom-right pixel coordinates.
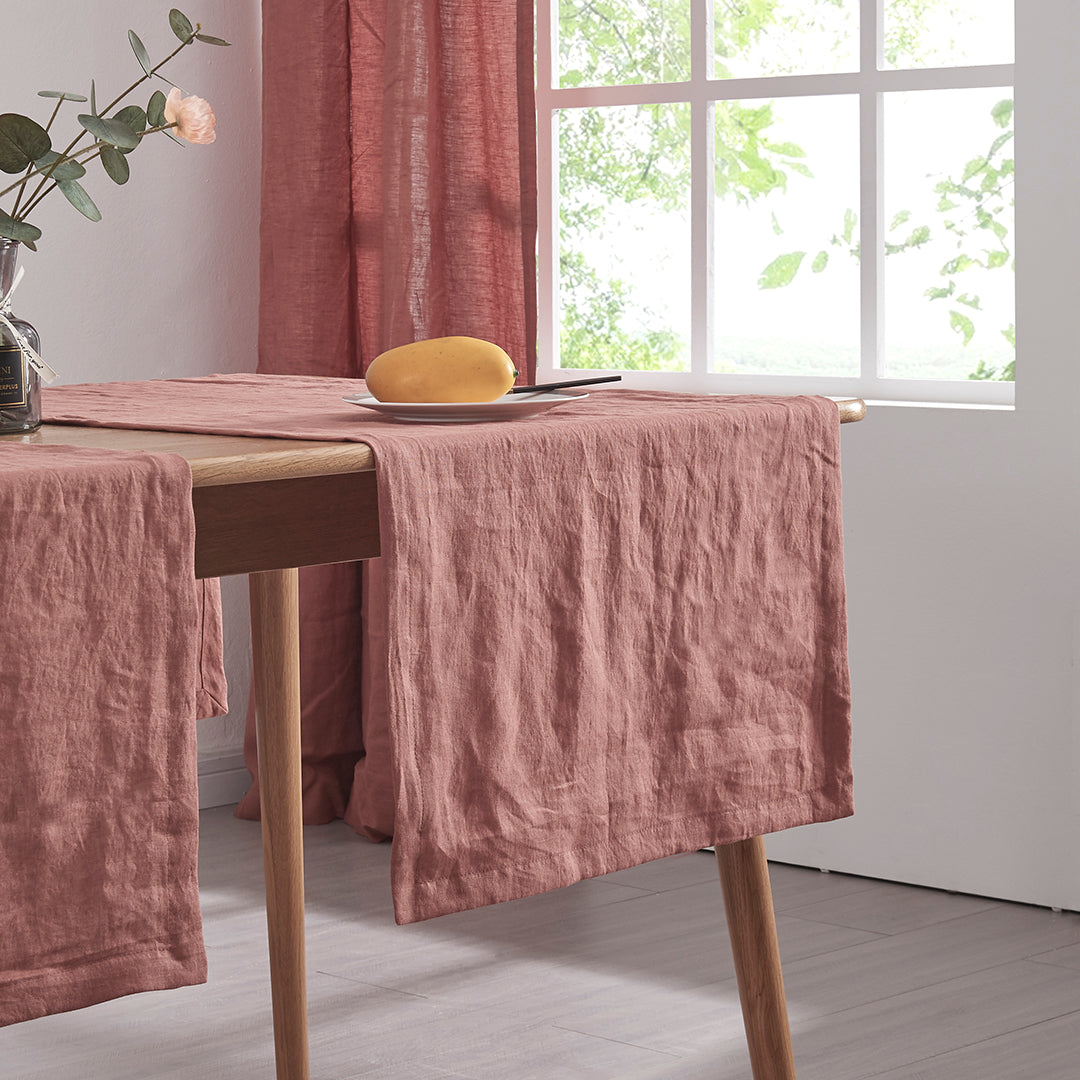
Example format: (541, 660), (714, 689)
(842, 208), (856, 245)
(129, 30), (152, 76)
(956, 292), (982, 310)
(0, 210), (43, 244)
(90, 79), (97, 116)
(34, 149), (86, 180)
(147, 90), (167, 127)
(925, 285), (953, 300)
(991, 98), (1014, 129)
(0, 113), (52, 173)
(169, 9), (194, 41)
(56, 177), (102, 221)
(1002, 324), (1016, 348)
(764, 140), (806, 158)
(941, 254), (976, 275)
(961, 157), (986, 183)
(770, 210), (783, 236)
(811, 250), (828, 273)
(194, 33), (231, 46)
(115, 105), (147, 132)
(77, 113), (139, 149)
(113, 105), (147, 154)
(949, 309), (975, 346)
(889, 210), (911, 232)
(37, 90), (88, 102)
(758, 252), (805, 289)
(906, 225), (930, 247)
(100, 145), (130, 184)
(986, 250), (1009, 269)
(989, 131), (1013, 157)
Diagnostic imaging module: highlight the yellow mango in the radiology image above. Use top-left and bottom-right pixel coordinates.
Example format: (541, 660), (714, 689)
(364, 336), (519, 403)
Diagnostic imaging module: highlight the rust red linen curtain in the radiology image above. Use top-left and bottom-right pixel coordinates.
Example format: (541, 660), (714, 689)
(238, 0), (537, 830)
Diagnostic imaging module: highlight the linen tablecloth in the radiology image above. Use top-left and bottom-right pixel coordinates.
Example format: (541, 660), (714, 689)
(0, 443), (217, 1026)
(44, 374), (853, 924)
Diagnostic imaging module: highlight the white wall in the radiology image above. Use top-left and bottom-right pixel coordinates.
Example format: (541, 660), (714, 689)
(767, 1), (1080, 912)
(7, 1), (262, 765)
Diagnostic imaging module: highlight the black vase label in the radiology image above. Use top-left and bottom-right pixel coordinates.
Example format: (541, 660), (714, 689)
(0, 345), (26, 407)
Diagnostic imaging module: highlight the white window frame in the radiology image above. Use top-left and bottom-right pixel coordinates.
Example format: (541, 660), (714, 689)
(535, 0), (1015, 406)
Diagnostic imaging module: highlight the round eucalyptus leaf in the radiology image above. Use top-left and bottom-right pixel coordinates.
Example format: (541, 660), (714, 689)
(128, 30), (152, 76)
(114, 105), (147, 154)
(147, 90), (167, 128)
(195, 33), (231, 46)
(56, 177), (102, 221)
(34, 150), (87, 181)
(115, 105), (147, 132)
(100, 145), (130, 185)
(37, 90), (89, 102)
(78, 113), (139, 150)
(0, 113), (52, 174)
(169, 9), (194, 42)
(0, 210), (43, 244)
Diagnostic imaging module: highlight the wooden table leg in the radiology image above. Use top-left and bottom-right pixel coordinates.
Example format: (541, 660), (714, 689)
(716, 836), (796, 1080)
(249, 568), (310, 1080)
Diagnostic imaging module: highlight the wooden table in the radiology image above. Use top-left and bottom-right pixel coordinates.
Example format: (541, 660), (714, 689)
(6, 396), (865, 1080)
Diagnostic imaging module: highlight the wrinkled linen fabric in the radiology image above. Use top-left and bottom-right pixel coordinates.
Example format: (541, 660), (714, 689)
(0, 444), (207, 1025)
(258, 0), (538, 845)
(43, 375), (853, 924)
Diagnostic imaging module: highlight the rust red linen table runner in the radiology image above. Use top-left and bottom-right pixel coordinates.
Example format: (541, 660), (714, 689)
(43, 374), (853, 924)
(0, 444), (210, 1026)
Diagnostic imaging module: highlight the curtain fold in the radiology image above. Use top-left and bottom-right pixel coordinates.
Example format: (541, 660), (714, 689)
(239, 0), (537, 830)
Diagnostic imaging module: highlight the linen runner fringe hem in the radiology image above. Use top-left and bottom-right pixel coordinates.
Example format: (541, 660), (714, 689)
(393, 798), (854, 925)
(0, 937), (207, 1027)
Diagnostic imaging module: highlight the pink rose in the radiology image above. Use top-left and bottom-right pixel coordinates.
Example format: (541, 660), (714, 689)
(164, 87), (217, 144)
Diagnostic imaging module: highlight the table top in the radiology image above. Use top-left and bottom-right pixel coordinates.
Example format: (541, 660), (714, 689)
(5, 426), (376, 487)
(3, 397), (864, 488)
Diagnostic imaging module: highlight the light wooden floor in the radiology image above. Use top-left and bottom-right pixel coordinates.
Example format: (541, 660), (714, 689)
(4, 806), (1080, 1079)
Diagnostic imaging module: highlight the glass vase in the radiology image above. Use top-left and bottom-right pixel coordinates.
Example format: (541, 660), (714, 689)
(0, 239), (41, 434)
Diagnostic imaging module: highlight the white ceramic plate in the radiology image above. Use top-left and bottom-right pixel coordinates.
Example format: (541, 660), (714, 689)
(341, 390), (589, 423)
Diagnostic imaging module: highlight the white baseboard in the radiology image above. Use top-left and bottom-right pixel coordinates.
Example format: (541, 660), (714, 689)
(197, 752), (251, 810)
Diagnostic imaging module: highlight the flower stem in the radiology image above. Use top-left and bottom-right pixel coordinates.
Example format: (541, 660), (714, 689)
(8, 97), (66, 218)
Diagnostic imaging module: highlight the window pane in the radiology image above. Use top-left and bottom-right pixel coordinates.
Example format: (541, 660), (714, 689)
(558, 0), (691, 88)
(884, 0), (1013, 69)
(884, 88), (1015, 381)
(715, 0), (858, 79)
(712, 95), (860, 377)
(558, 104), (690, 371)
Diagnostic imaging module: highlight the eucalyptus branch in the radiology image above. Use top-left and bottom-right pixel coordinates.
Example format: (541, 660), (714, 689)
(17, 31), (196, 217)
(8, 98), (67, 218)
(42, 96), (65, 134)
(18, 123), (180, 218)
(0, 8), (223, 248)
(100, 31), (196, 120)
(0, 140), (114, 201)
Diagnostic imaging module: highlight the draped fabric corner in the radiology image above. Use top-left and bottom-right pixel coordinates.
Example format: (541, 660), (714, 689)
(239, 0), (537, 830)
